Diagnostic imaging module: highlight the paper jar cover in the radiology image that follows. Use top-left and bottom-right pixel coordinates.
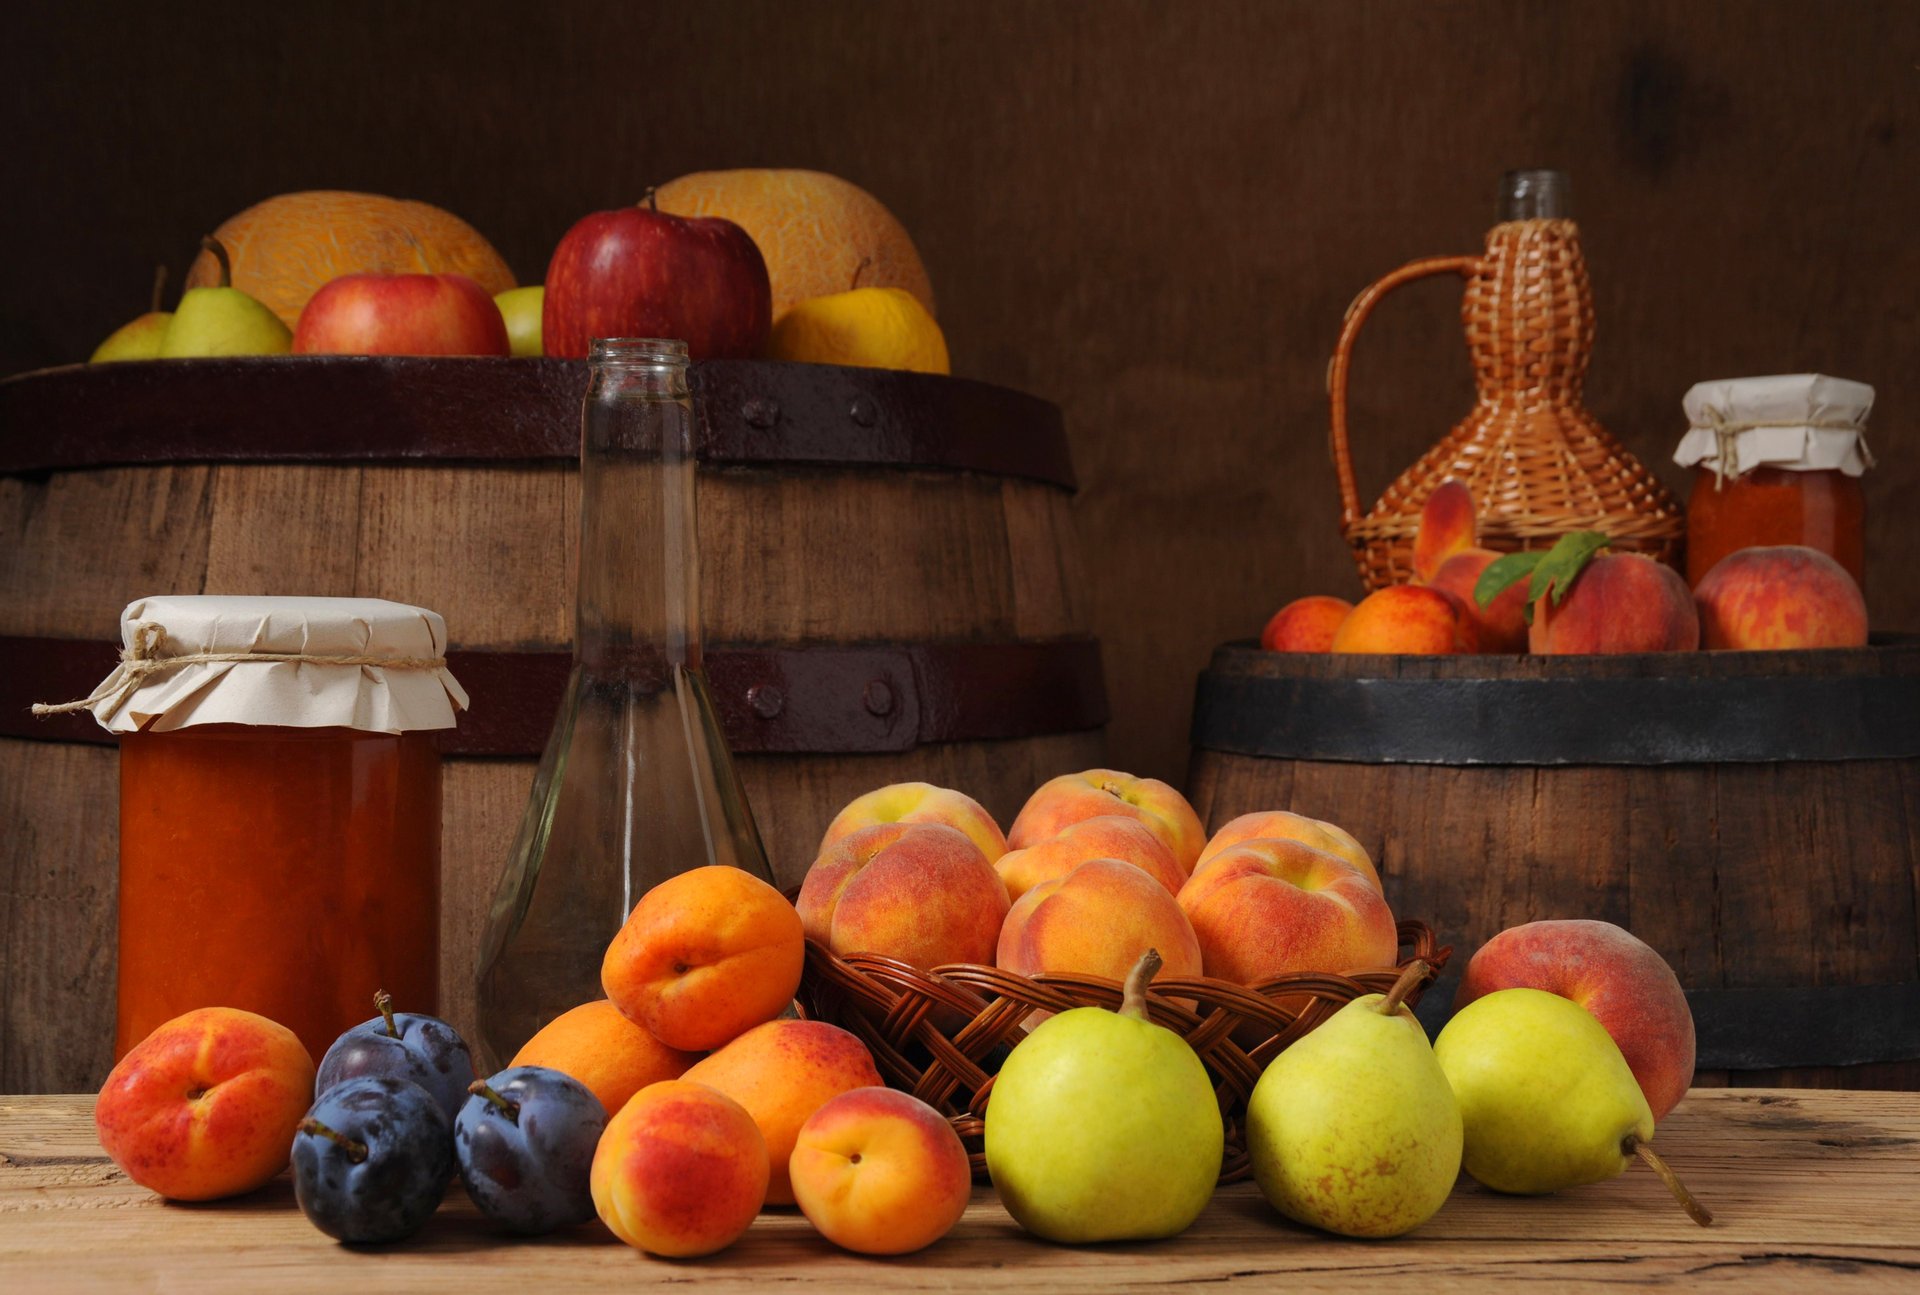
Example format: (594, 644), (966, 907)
(1673, 373), (1876, 477)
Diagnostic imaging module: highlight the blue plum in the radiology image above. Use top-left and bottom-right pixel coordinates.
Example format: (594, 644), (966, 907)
(292, 1076), (453, 1244)
(316, 990), (474, 1122)
(456, 1066), (608, 1234)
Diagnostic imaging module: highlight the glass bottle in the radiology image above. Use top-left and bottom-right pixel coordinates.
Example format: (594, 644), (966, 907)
(475, 338), (770, 1066)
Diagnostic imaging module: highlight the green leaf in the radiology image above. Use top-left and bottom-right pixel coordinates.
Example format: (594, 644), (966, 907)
(1474, 550), (1545, 611)
(1527, 531), (1612, 615)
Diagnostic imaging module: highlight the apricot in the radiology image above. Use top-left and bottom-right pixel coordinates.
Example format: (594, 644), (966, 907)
(1195, 810), (1380, 891)
(1531, 552), (1699, 654)
(1260, 596), (1353, 652)
(994, 814), (1187, 902)
(1007, 769), (1206, 872)
(796, 822), (1008, 970)
(819, 781), (1007, 864)
(591, 1080), (769, 1257)
(789, 1088), (972, 1255)
(1332, 584), (1475, 654)
(1694, 545), (1868, 650)
(682, 1019), (883, 1205)
(511, 999), (702, 1118)
(1176, 839), (1399, 985)
(95, 1006), (316, 1201)
(997, 858), (1203, 989)
(602, 865), (805, 1052)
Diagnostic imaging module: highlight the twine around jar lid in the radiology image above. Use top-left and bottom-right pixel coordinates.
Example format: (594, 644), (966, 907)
(1675, 374), (1876, 487)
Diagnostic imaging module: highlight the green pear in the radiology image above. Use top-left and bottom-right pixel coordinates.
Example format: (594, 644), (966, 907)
(495, 285), (544, 357)
(1435, 987), (1710, 1224)
(1246, 961), (1461, 1237)
(984, 949), (1223, 1243)
(158, 238), (291, 358)
(90, 265), (172, 362)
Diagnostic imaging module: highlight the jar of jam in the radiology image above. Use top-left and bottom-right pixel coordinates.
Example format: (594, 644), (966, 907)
(1675, 374), (1875, 587)
(68, 596), (467, 1062)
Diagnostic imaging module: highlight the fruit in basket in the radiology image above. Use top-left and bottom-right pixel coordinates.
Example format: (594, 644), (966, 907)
(997, 858), (1203, 993)
(1694, 545), (1868, 650)
(796, 822), (1009, 970)
(510, 998), (700, 1118)
(1455, 920), (1695, 1120)
(1176, 839), (1398, 985)
(158, 238), (292, 358)
(455, 1066), (607, 1234)
(292, 1075), (455, 1244)
(1331, 584), (1476, 654)
(543, 194), (771, 361)
(494, 285), (545, 357)
(94, 1006), (315, 1201)
(1247, 962), (1461, 1237)
(1412, 480), (1529, 652)
(768, 285), (950, 374)
(183, 190), (516, 328)
(316, 990), (475, 1123)
(603, 865), (805, 1052)
(985, 950), (1223, 1242)
(1477, 532), (1699, 654)
(1434, 988), (1711, 1224)
(654, 168), (934, 323)
(821, 781), (1007, 865)
(681, 1019), (884, 1206)
(1260, 595), (1353, 652)
(1009, 769), (1206, 873)
(292, 272), (511, 357)
(995, 814), (1186, 901)
(591, 1079), (769, 1257)
(1194, 810), (1380, 892)
(790, 1087), (972, 1255)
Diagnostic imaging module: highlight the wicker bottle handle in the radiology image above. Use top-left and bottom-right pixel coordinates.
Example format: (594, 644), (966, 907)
(1327, 255), (1482, 530)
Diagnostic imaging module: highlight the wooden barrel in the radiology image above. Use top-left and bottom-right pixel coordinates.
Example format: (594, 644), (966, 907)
(1186, 640), (1920, 1089)
(0, 356), (1106, 1093)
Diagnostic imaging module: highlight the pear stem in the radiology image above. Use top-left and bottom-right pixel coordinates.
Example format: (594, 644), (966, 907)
(468, 1079), (520, 1123)
(1628, 1138), (1713, 1227)
(149, 264), (168, 314)
(1377, 960), (1432, 1016)
(642, 186), (658, 212)
(374, 989), (398, 1039)
(200, 237), (232, 289)
(299, 1118), (369, 1164)
(850, 256), (873, 291)
(1119, 948), (1163, 1020)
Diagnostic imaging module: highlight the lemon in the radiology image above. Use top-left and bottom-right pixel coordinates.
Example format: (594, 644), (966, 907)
(767, 286), (949, 374)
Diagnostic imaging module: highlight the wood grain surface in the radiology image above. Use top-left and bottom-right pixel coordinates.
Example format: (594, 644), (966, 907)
(3, 1088), (1917, 1291)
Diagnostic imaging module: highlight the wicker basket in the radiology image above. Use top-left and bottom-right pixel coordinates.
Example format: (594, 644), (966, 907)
(1328, 218), (1684, 591)
(796, 920), (1448, 1182)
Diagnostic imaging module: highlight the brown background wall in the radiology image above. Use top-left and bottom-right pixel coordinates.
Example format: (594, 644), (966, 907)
(6, 0), (1917, 783)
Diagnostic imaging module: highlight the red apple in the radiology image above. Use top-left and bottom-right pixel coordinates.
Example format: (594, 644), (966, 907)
(292, 273), (511, 356)
(543, 201), (771, 360)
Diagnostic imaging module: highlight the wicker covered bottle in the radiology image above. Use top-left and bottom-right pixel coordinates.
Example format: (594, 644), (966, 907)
(1329, 170), (1682, 590)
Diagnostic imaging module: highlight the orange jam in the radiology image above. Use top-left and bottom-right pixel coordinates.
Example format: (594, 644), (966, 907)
(1686, 465), (1865, 588)
(117, 724), (440, 1061)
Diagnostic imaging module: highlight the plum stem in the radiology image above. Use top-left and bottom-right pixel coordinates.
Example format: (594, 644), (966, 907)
(469, 1079), (520, 1123)
(1377, 960), (1432, 1016)
(200, 237), (232, 290)
(374, 989), (398, 1038)
(300, 1118), (368, 1164)
(1627, 1138), (1713, 1226)
(1119, 948), (1162, 1020)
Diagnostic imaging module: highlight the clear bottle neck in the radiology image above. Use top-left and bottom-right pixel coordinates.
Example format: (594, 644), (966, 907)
(1498, 169), (1572, 221)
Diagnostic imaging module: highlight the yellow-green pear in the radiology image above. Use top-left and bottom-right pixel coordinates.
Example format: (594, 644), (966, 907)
(984, 949), (1223, 1243)
(1435, 987), (1710, 1225)
(90, 265), (172, 362)
(1246, 961), (1461, 1237)
(495, 285), (544, 357)
(158, 238), (291, 358)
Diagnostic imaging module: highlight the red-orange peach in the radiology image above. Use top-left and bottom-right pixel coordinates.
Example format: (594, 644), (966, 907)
(789, 1087), (972, 1254)
(1261, 596), (1354, 652)
(1331, 584), (1476, 654)
(95, 1006), (316, 1201)
(1694, 545), (1868, 650)
(1530, 552), (1699, 654)
(591, 1080), (769, 1256)
(997, 858), (1204, 987)
(511, 999), (702, 1118)
(602, 865), (806, 1052)
(1176, 839), (1399, 984)
(1454, 919), (1696, 1121)
(796, 822), (1009, 969)
(1194, 810), (1380, 891)
(819, 781), (1008, 864)
(682, 1019), (883, 1205)
(1007, 769), (1206, 873)
(1412, 480), (1478, 582)
(994, 814), (1187, 901)
(1429, 548), (1530, 653)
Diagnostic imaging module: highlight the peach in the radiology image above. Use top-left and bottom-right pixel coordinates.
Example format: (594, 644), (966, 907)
(994, 814), (1187, 902)
(1195, 810), (1380, 892)
(1412, 480), (1478, 582)
(95, 1006), (316, 1201)
(1331, 584), (1476, 654)
(1695, 545), (1868, 650)
(1176, 839), (1399, 985)
(820, 781), (1007, 864)
(602, 865), (805, 1052)
(789, 1087), (972, 1255)
(1007, 769), (1206, 873)
(1429, 548), (1530, 653)
(997, 858), (1203, 988)
(682, 1019), (883, 1205)
(511, 999), (702, 1118)
(1531, 552), (1699, 654)
(796, 822), (1008, 969)
(591, 1079), (769, 1257)
(1261, 596), (1354, 652)
(1454, 919), (1695, 1120)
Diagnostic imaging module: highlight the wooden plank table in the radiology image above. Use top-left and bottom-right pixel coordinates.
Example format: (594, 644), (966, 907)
(3, 1088), (1917, 1291)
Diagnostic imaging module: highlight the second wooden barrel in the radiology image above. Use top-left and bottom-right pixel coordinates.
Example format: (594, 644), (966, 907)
(1186, 640), (1920, 1089)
